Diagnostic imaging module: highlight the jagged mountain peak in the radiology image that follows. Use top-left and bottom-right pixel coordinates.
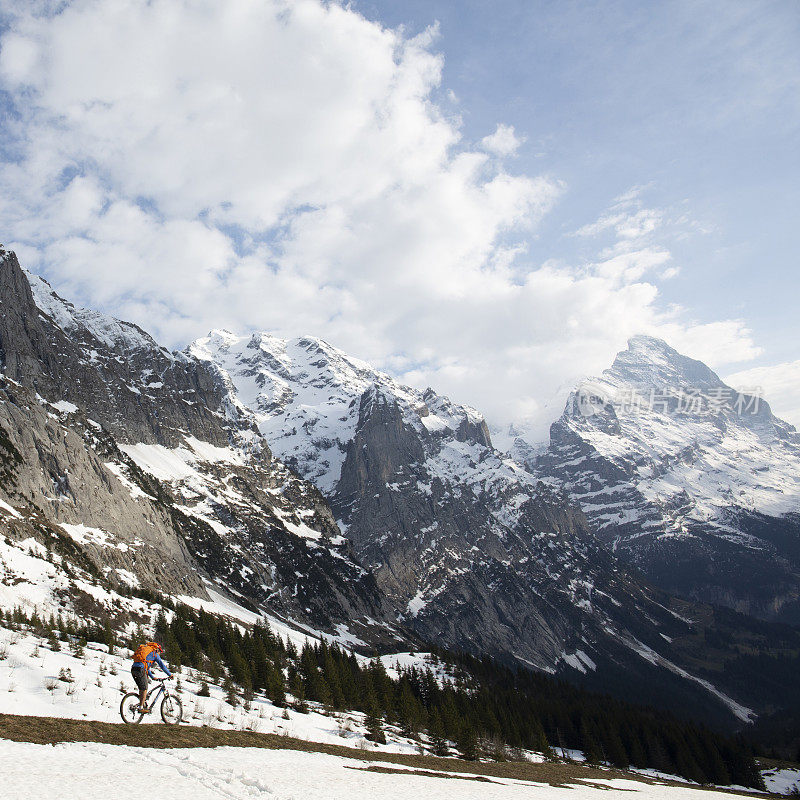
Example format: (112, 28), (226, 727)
(608, 335), (724, 392)
(0, 252), (232, 447)
(0, 251), (166, 359)
(26, 270), (171, 358)
(190, 329), (492, 491)
(534, 335), (800, 623)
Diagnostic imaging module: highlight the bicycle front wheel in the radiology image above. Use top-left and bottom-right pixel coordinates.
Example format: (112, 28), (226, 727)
(161, 693), (183, 725)
(120, 692), (144, 724)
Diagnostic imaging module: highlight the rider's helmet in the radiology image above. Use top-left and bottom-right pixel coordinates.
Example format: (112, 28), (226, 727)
(154, 642), (165, 654)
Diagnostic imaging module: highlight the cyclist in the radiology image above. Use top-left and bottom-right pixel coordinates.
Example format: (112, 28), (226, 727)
(131, 641), (172, 712)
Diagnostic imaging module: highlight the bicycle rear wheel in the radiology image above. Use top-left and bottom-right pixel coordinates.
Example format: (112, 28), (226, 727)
(120, 692), (144, 724)
(161, 693), (183, 725)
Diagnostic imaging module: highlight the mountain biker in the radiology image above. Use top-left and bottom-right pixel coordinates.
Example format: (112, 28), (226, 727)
(131, 642), (172, 712)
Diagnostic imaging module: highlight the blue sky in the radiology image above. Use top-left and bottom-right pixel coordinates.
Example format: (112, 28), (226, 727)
(355, 0), (800, 359)
(0, 0), (798, 438)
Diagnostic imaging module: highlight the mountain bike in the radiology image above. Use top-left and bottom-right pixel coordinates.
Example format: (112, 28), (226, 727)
(120, 677), (183, 724)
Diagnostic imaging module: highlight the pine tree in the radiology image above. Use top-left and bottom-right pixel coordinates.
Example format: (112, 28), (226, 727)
(457, 722), (479, 761)
(364, 690), (386, 744)
(580, 719), (602, 765)
(603, 724), (629, 769)
(223, 676), (238, 707)
(530, 717), (552, 759)
(428, 710), (449, 756)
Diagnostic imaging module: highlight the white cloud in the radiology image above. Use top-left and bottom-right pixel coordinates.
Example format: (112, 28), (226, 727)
(0, 0), (771, 445)
(725, 360), (800, 429)
(652, 320), (762, 368)
(481, 123), (524, 156)
(574, 195), (662, 241)
(660, 266), (680, 280)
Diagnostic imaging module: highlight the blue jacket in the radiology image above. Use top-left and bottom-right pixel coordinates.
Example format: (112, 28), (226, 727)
(144, 651), (172, 679)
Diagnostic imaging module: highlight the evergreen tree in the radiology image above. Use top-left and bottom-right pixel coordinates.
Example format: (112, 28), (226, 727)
(456, 722), (479, 761)
(580, 719), (602, 765)
(428, 710), (449, 756)
(364, 690), (386, 744)
(47, 630), (61, 652)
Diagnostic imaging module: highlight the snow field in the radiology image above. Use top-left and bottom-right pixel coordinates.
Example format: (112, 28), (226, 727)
(761, 765), (800, 796)
(0, 532), (454, 754)
(0, 739), (763, 800)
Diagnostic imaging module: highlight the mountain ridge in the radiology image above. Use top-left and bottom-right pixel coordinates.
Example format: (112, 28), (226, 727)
(189, 319), (800, 726)
(3, 247), (800, 730)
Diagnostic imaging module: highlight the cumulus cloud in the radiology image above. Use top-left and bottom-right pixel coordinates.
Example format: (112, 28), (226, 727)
(481, 124), (524, 157)
(0, 0), (767, 445)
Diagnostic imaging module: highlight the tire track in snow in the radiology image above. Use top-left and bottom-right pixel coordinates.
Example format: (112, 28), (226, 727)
(132, 746), (290, 799)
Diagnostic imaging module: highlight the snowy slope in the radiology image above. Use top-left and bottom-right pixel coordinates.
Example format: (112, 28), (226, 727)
(188, 331), (462, 493)
(531, 336), (800, 621)
(762, 766), (800, 796)
(27, 272), (165, 356)
(0, 626), (433, 756)
(0, 739), (764, 800)
(0, 530), (443, 755)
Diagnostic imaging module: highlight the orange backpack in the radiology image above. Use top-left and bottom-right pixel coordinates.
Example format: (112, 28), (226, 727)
(133, 642), (160, 665)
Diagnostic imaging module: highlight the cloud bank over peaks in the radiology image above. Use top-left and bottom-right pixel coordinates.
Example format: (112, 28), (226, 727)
(0, 0), (763, 444)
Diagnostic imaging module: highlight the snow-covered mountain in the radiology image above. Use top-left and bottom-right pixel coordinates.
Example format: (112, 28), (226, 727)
(529, 335), (800, 622)
(0, 248), (401, 649)
(188, 329), (799, 726)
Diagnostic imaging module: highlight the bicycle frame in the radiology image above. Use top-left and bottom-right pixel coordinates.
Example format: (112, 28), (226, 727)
(145, 678), (167, 710)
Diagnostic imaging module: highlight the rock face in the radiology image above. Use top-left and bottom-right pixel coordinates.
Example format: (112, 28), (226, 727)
(192, 329), (800, 726)
(530, 335), (800, 622)
(0, 251), (229, 447)
(0, 377), (205, 597)
(0, 248), (400, 647)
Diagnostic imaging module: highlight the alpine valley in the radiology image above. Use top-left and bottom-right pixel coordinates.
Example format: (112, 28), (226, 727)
(1, 245), (799, 745)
